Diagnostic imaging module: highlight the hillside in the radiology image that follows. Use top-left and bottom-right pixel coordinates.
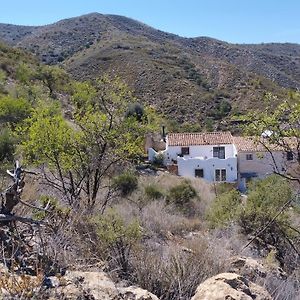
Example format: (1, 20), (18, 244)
(0, 19), (300, 300)
(1, 13), (299, 127)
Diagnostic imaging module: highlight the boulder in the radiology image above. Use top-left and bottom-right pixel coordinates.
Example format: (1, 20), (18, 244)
(228, 256), (286, 282)
(50, 271), (119, 300)
(47, 271), (159, 300)
(191, 273), (272, 300)
(119, 286), (160, 300)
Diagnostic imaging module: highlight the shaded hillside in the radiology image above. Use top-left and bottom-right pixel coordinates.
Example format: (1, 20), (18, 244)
(181, 37), (300, 89)
(0, 24), (38, 45)
(64, 29), (285, 126)
(1, 13), (299, 126)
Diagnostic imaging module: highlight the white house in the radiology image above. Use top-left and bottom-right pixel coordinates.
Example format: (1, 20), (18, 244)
(148, 131), (298, 186)
(149, 132), (238, 182)
(233, 136), (298, 190)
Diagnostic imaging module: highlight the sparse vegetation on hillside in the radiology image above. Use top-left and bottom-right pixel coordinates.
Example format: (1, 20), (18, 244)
(0, 15), (300, 299)
(0, 43), (72, 165)
(0, 14), (296, 128)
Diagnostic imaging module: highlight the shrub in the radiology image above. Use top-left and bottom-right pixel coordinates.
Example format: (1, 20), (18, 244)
(215, 182), (236, 196)
(238, 176), (299, 270)
(218, 99), (232, 115)
(167, 181), (197, 207)
(92, 209), (141, 277)
(112, 172), (138, 197)
(131, 237), (226, 300)
(153, 152), (164, 167)
(15, 62), (34, 84)
(141, 200), (202, 237)
(206, 190), (241, 228)
(125, 103), (144, 121)
(239, 175), (292, 235)
(209, 99), (232, 120)
(0, 95), (31, 124)
(144, 184), (164, 199)
(0, 127), (15, 162)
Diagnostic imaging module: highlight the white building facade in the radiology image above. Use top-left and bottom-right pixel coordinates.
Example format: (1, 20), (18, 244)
(149, 132), (238, 183)
(148, 132), (297, 186)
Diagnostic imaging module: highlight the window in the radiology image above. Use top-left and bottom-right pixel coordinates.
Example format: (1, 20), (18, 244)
(181, 147), (190, 155)
(246, 154), (253, 160)
(195, 169), (204, 178)
(215, 169), (226, 181)
(287, 151), (294, 161)
(213, 147), (225, 159)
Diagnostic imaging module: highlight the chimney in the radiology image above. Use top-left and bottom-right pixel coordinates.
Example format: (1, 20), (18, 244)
(162, 125), (166, 142)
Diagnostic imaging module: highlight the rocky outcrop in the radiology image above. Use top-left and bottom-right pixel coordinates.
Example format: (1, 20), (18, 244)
(228, 256), (286, 282)
(191, 273), (272, 300)
(119, 286), (160, 300)
(46, 270), (159, 300)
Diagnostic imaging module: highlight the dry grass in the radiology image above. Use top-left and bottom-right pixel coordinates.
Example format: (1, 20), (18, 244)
(131, 235), (228, 300)
(0, 272), (44, 299)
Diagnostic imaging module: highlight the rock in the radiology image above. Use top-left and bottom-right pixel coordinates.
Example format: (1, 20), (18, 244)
(228, 256), (287, 282)
(119, 286), (159, 300)
(228, 256), (267, 281)
(53, 270), (118, 300)
(47, 271), (159, 300)
(191, 273), (272, 300)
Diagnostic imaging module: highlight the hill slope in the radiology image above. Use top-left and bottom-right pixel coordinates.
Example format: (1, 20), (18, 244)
(1, 13), (299, 126)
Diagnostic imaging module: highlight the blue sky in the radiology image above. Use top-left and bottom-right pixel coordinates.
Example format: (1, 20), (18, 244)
(1, 0), (299, 44)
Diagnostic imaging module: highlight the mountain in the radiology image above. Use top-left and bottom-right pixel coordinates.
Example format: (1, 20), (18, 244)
(1, 13), (299, 127)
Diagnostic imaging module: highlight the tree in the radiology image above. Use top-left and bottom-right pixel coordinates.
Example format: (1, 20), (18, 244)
(243, 95), (300, 265)
(243, 92), (300, 184)
(37, 65), (69, 98)
(0, 95), (31, 125)
(20, 77), (158, 209)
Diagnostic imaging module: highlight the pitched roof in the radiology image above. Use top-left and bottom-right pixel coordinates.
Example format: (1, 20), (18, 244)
(233, 136), (265, 152)
(233, 136), (298, 152)
(167, 132), (233, 146)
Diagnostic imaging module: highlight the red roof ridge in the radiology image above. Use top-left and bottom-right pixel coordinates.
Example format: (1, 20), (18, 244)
(167, 131), (233, 146)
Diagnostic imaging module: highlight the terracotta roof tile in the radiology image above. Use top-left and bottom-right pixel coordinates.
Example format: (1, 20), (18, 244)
(232, 136), (264, 152)
(167, 132), (233, 146)
(233, 136), (298, 152)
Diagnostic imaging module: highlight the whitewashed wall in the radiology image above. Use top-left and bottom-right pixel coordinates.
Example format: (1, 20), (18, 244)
(148, 148), (158, 162)
(237, 151), (288, 178)
(177, 157), (238, 182)
(164, 144), (237, 164)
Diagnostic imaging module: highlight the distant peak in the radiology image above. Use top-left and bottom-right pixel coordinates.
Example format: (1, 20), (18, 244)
(78, 12), (103, 18)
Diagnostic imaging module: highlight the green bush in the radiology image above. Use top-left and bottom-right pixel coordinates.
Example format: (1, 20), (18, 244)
(237, 175), (296, 261)
(112, 172), (138, 196)
(15, 63), (34, 84)
(92, 209), (141, 277)
(0, 127), (15, 162)
(239, 175), (292, 235)
(218, 99), (232, 115)
(153, 152), (164, 167)
(167, 181), (197, 207)
(208, 99), (232, 120)
(206, 190), (241, 228)
(144, 184), (164, 199)
(125, 103), (144, 121)
(215, 182), (236, 196)
(0, 95), (31, 124)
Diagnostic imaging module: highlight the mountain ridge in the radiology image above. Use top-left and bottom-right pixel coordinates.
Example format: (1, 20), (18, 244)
(1, 13), (299, 126)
